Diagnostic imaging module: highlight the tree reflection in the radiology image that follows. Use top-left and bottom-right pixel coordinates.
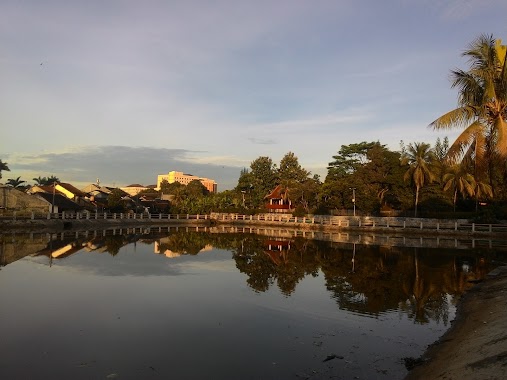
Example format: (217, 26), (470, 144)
(230, 236), (494, 324)
(2, 229), (497, 325)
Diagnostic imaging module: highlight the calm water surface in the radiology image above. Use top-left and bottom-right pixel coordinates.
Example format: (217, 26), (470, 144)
(1, 227), (504, 379)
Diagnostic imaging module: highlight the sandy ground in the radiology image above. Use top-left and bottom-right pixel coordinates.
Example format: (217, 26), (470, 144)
(405, 266), (507, 380)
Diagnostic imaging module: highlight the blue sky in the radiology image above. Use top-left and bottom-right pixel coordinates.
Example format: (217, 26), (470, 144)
(1, 0), (506, 190)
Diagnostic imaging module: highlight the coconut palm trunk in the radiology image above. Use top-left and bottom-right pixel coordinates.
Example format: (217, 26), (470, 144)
(414, 185), (420, 217)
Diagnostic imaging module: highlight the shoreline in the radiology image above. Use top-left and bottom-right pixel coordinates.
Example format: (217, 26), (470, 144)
(405, 266), (507, 380)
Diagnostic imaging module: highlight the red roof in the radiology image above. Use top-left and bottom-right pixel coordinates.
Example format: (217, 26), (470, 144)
(265, 184), (287, 199)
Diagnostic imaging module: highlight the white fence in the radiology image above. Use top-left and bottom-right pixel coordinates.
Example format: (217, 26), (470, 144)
(211, 213), (507, 235)
(2, 211), (507, 235)
(2, 211), (210, 221)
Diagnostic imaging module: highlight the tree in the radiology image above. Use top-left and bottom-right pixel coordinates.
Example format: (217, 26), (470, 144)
(108, 188), (126, 211)
(159, 179), (171, 193)
(278, 152), (310, 185)
(33, 176), (46, 185)
(248, 156), (278, 208)
(0, 159), (10, 179)
(430, 35), (507, 188)
(6, 176), (27, 189)
(327, 142), (378, 179)
(186, 179), (209, 198)
(33, 176), (60, 186)
(323, 142), (412, 214)
(402, 142), (437, 217)
(442, 164), (476, 211)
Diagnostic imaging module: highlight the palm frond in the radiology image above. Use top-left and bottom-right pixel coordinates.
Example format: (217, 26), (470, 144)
(430, 106), (477, 130)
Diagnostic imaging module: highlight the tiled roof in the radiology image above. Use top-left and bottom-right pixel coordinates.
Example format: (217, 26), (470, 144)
(58, 183), (86, 197)
(265, 184), (286, 199)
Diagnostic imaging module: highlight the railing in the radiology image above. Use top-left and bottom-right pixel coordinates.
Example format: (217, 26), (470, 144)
(0, 211), (210, 221)
(2, 211), (507, 235)
(211, 213), (507, 235)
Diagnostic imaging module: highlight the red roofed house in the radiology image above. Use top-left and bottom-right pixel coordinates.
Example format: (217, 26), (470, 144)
(265, 185), (293, 213)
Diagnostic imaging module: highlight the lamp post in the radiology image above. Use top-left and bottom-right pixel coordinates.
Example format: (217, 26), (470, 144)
(241, 190), (246, 208)
(350, 187), (356, 216)
(51, 181), (57, 214)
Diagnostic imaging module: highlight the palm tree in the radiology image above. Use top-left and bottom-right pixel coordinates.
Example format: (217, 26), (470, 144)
(402, 142), (437, 217)
(442, 164), (476, 211)
(0, 159), (10, 179)
(32, 175), (60, 186)
(6, 176), (27, 189)
(33, 176), (47, 186)
(430, 35), (507, 186)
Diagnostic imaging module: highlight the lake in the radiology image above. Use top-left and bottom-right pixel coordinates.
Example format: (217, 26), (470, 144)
(1, 226), (505, 379)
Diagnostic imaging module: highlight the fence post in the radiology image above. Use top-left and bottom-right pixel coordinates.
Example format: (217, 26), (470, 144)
(472, 223), (475, 232)
(455, 222), (458, 231)
(420, 221), (423, 230)
(489, 224), (492, 233)
(104, 212), (107, 219)
(403, 221), (406, 228)
(437, 223), (439, 231)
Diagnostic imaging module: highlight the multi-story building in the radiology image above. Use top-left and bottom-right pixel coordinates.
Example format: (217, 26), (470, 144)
(156, 171), (217, 193)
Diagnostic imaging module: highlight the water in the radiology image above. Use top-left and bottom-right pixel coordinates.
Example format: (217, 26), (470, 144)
(0, 227), (505, 379)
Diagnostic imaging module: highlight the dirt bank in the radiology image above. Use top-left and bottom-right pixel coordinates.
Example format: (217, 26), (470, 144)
(405, 266), (507, 380)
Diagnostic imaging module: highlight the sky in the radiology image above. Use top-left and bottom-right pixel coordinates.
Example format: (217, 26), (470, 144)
(1, 0), (507, 191)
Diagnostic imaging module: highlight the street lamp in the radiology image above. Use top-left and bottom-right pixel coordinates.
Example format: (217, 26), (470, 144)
(51, 181), (57, 214)
(350, 187), (356, 216)
(241, 190), (246, 208)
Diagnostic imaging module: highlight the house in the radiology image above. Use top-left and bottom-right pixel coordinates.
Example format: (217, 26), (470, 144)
(137, 196), (170, 213)
(82, 184), (112, 212)
(55, 182), (86, 201)
(265, 185), (293, 213)
(29, 183), (90, 212)
(34, 192), (83, 213)
(120, 184), (149, 196)
(81, 183), (112, 199)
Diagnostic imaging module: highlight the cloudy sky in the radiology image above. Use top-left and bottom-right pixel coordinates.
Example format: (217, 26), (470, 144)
(1, 0), (506, 190)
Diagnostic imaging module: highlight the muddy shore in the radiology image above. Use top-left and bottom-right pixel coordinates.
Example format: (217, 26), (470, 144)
(405, 266), (507, 380)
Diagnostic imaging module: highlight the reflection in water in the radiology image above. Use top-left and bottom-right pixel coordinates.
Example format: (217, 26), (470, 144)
(0, 227), (505, 380)
(1, 227), (500, 325)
